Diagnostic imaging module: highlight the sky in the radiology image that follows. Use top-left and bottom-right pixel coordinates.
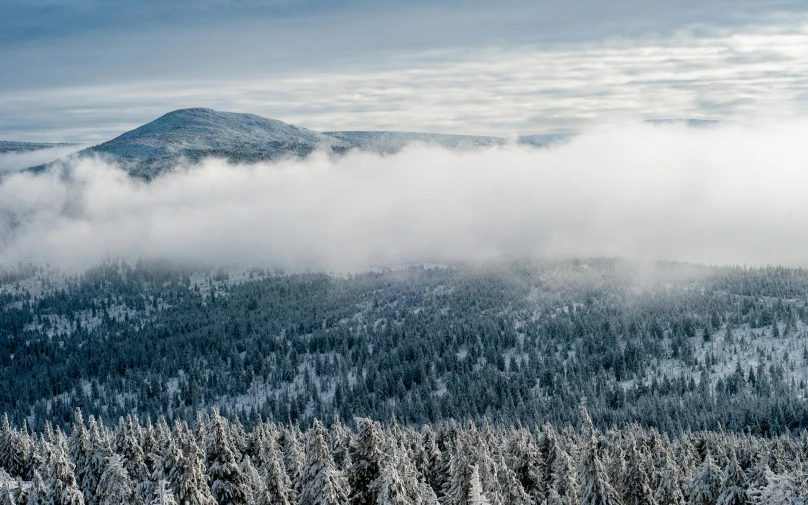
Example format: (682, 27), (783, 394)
(4, 0), (808, 143)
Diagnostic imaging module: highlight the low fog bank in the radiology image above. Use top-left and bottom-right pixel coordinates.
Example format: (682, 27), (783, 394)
(0, 145), (84, 174)
(1, 122), (806, 271)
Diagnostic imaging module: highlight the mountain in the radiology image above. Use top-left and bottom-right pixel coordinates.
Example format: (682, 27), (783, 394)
(42, 108), (359, 180)
(26, 108), (562, 179)
(0, 141), (76, 154)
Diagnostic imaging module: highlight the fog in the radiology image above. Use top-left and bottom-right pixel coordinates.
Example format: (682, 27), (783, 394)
(0, 145), (84, 174)
(1, 122), (807, 271)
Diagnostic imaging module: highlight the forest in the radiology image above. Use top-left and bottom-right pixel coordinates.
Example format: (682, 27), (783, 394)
(3, 258), (808, 502)
(2, 259), (808, 436)
(0, 405), (805, 505)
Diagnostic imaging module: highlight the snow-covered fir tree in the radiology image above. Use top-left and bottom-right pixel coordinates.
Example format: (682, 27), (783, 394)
(206, 410), (251, 505)
(28, 469), (50, 505)
(258, 435), (296, 505)
(689, 453), (724, 505)
(279, 427), (305, 499)
(578, 408), (622, 505)
(368, 460), (410, 505)
(654, 449), (685, 505)
(150, 480), (177, 505)
(347, 418), (384, 505)
(170, 431), (216, 505)
(508, 427), (544, 504)
(623, 437), (657, 505)
(717, 451), (748, 505)
(466, 465), (489, 505)
(0, 482), (15, 505)
(95, 454), (133, 505)
(0, 414), (29, 479)
(47, 447), (84, 505)
(300, 421), (348, 505)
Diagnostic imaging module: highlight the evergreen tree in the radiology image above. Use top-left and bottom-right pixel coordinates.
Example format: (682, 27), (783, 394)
(241, 456), (270, 505)
(578, 408), (622, 505)
(539, 424), (559, 499)
(369, 462), (410, 505)
(95, 455), (134, 505)
(421, 428), (444, 497)
(82, 420), (111, 505)
(0, 482), (15, 505)
(170, 433), (216, 505)
(300, 420), (348, 505)
(14, 478), (27, 505)
(150, 480), (177, 505)
(653, 450), (684, 505)
(689, 453), (723, 505)
(441, 441), (470, 505)
(28, 469), (50, 505)
(467, 466), (489, 505)
(0, 414), (30, 479)
(717, 452), (748, 505)
(623, 438), (656, 505)
(748, 471), (800, 505)
(47, 448), (85, 505)
(207, 411), (251, 505)
(348, 419), (384, 505)
(508, 428), (543, 504)
(259, 439), (296, 505)
(550, 447), (579, 505)
(279, 428), (305, 499)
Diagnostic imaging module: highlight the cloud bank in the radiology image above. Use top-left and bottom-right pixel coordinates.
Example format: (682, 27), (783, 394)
(1, 122), (807, 271)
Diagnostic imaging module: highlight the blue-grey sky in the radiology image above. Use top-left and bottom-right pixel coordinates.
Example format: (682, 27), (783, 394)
(3, 0), (808, 142)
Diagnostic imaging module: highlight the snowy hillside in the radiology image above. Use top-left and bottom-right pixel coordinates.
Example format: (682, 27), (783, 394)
(54, 108), (358, 180)
(3, 258), (808, 436)
(24, 109), (564, 180)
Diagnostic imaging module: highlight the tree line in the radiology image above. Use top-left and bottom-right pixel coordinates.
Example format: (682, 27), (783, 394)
(2, 406), (807, 505)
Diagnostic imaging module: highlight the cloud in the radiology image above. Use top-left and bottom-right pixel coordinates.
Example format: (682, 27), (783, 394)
(1, 121), (807, 271)
(5, 10), (808, 142)
(0, 145), (83, 174)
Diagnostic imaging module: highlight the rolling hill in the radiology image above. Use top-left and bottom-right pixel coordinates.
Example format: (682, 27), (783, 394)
(26, 108), (558, 180)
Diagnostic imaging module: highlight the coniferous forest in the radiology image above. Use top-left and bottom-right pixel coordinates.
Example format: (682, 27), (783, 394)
(4, 259), (808, 502)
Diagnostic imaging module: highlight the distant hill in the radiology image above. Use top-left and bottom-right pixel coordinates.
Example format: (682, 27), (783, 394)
(27, 108), (561, 179)
(0, 141), (77, 154)
(324, 130), (509, 153)
(34, 108), (357, 180)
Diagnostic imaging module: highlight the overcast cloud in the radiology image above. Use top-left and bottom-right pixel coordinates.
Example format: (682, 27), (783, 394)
(2, 122), (808, 270)
(3, 1), (808, 142)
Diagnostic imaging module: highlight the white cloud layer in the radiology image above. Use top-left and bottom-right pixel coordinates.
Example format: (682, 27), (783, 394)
(5, 16), (808, 142)
(1, 122), (807, 271)
(0, 145), (83, 174)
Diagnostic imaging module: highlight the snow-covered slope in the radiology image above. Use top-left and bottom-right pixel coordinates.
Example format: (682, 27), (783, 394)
(67, 108), (357, 179)
(26, 108), (560, 180)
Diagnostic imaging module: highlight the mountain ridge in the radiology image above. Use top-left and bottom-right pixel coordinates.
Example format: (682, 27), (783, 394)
(26, 108), (558, 180)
